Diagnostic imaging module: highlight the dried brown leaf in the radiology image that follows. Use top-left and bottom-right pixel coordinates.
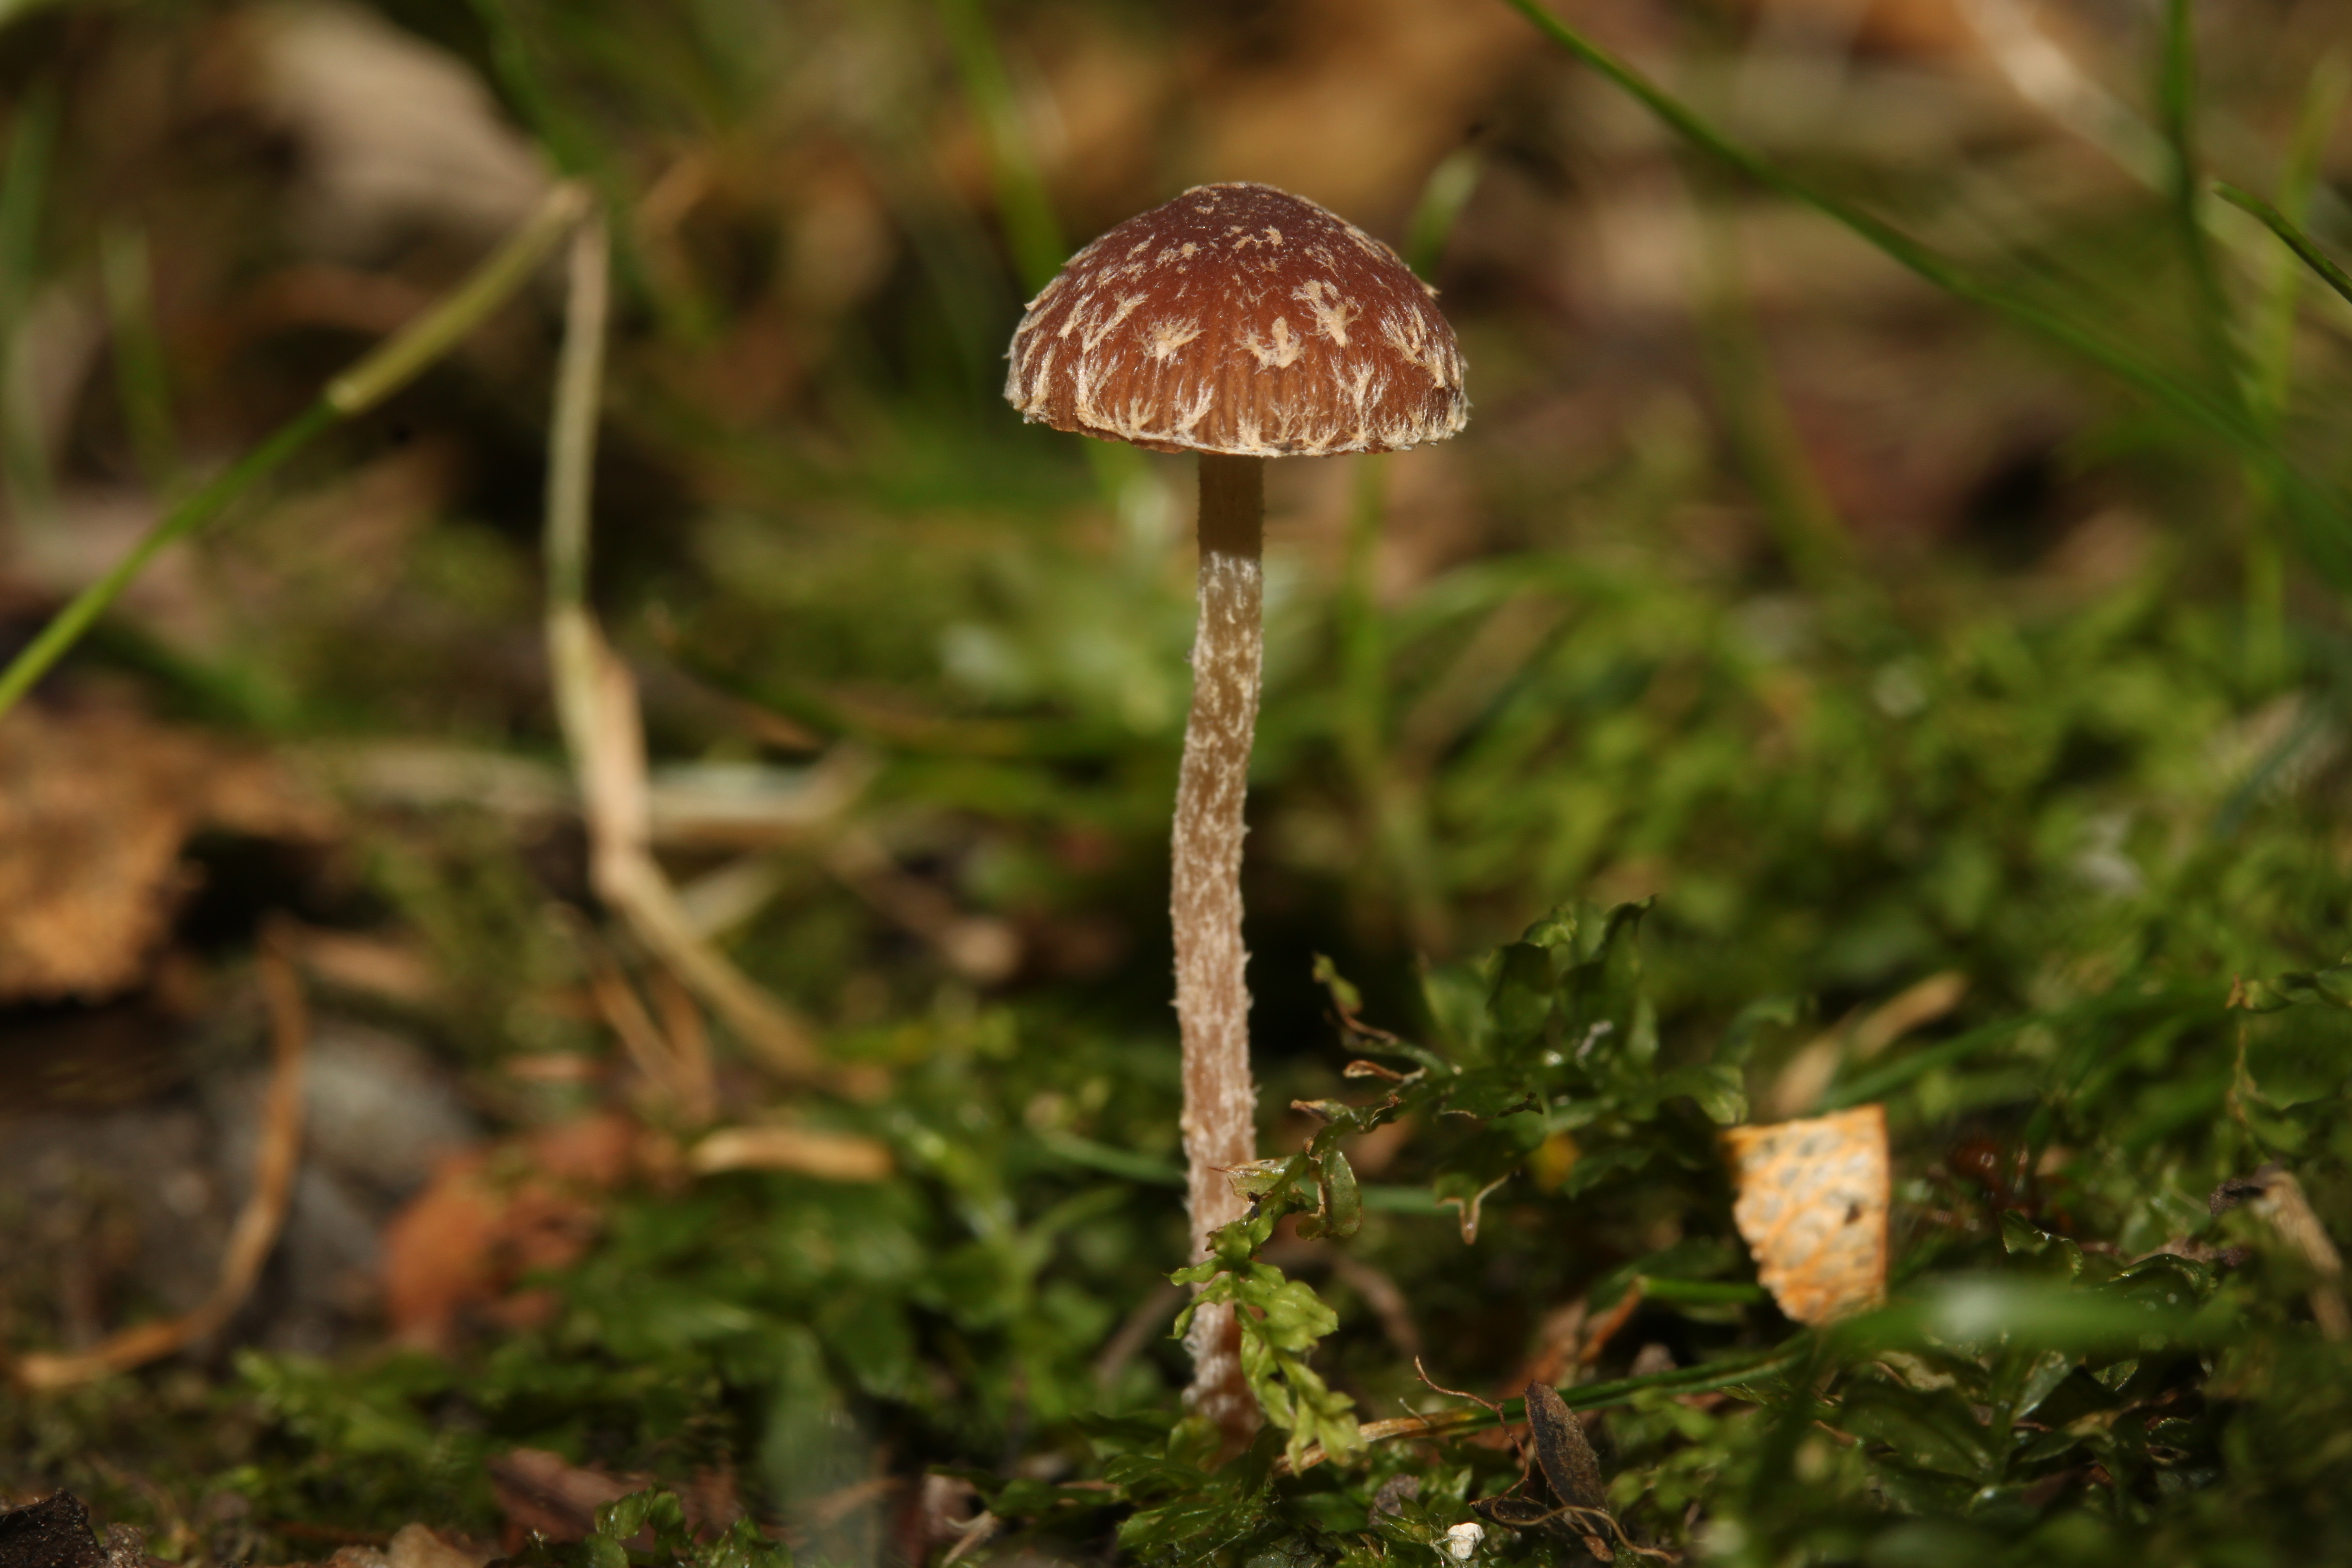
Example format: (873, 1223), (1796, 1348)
(379, 1113), (639, 1351)
(1723, 1104), (1890, 1325)
(0, 710), (326, 1002)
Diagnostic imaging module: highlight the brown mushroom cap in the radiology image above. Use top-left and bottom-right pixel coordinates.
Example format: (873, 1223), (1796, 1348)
(1004, 183), (1467, 458)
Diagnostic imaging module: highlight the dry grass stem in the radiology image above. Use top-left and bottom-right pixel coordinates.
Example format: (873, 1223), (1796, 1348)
(297, 742), (870, 846)
(538, 210), (864, 1096)
(11, 931), (311, 1388)
(687, 1126), (894, 1182)
(569, 915), (718, 1125)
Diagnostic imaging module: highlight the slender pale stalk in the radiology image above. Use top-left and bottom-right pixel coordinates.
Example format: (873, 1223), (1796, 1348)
(1174, 450), (1265, 1451)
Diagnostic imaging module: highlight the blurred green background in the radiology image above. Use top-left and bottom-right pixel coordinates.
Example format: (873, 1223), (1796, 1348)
(5, 0), (2352, 1563)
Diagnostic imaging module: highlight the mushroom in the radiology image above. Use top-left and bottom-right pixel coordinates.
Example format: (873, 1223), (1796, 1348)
(1006, 182), (1467, 1449)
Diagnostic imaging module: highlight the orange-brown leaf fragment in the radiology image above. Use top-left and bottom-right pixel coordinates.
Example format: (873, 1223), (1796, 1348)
(1722, 1104), (1889, 1325)
(0, 707), (329, 1001)
(380, 1112), (641, 1350)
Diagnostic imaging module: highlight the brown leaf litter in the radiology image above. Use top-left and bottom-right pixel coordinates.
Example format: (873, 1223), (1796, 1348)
(380, 1106), (894, 1353)
(379, 1111), (641, 1352)
(0, 706), (331, 1002)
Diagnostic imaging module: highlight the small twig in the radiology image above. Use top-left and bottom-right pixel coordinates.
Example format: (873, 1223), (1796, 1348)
(570, 913), (670, 1066)
(649, 968), (718, 1126)
(1415, 1358), (1530, 1482)
(1281, 1346), (1805, 1474)
(1505, 1499), (1669, 1564)
(542, 204), (608, 615)
(1277, 1363), (1513, 1475)
(1280, 1409), (1476, 1476)
(12, 930), (311, 1388)
(567, 913), (710, 1124)
(303, 740), (872, 845)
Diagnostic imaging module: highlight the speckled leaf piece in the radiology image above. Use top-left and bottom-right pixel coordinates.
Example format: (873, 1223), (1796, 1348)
(1722, 1104), (1890, 1325)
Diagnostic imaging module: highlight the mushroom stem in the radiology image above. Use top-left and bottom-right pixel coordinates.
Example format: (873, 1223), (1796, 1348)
(1175, 449), (1265, 1453)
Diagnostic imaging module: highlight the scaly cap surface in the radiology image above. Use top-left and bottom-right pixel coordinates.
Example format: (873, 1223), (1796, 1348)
(1005, 183), (1467, 458)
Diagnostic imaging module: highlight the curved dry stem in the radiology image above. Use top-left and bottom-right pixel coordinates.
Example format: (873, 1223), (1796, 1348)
(12, 930), (310, 1389)
(540, 215), (854, 1095)
(1175, 451), (1265, 1453)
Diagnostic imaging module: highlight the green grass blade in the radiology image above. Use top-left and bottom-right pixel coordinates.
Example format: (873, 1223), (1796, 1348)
(1405, 146), (1483, 284)
(0, 182), (590, 723)
(467, 0), (601, 185)
(2158, 0), (2243, 401)
(1494, 0), (2352, 580)
(1493, 0), (2202, 419)
(935, 0), (1067, 295)
(2249, 55), (2347, 422)
(327, 183), (590, 412)
(1341, 148), (1489, 798)
(932, 0), (1148, 526)
(0, 401), (336, 722)
(2220, 184), (2352, 312)
(99, 226), (180, 492)
(2237, 56), (2342, 685)
(1695, 188), (1857, 594)
(466, 0), (711, 345)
